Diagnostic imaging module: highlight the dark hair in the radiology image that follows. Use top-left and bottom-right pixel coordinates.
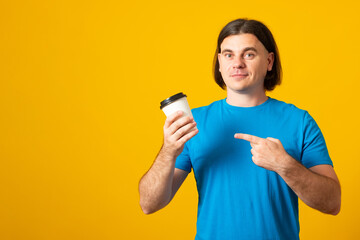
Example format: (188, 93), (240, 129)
(213, 18), (282, 91)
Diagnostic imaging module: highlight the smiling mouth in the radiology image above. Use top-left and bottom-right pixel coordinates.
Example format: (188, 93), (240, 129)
(231, 73), (248, 78)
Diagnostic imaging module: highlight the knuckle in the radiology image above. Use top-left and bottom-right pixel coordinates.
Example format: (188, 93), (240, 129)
(176, 128), (185, 137)
(182, 116), (192, 125)
(169, 123), (180, 133)
(173, 119), (183, 128)
(165, 117), (173, 124)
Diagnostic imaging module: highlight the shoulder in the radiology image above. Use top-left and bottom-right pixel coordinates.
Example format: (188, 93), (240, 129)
(269, 98), (320, 134)
(268, 98), (309, 118)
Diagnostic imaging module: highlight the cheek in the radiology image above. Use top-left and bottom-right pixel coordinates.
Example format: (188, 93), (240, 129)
(252, 61), (268, 77)
(219, 57), (231, 72)
(225, 64), (232, 71)
(220, 62), (232, 72)
(220, 64), (233, 82)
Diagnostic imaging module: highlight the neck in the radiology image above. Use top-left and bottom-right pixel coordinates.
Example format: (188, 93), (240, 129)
(226, 88), (268, 107)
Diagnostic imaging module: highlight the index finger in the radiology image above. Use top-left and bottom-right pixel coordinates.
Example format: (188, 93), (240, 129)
(164, 111), (185, 128)
(234, 133), (263, 144)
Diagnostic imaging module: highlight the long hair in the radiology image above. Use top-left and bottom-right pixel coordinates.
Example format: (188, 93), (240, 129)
(213, 18), (282, 91)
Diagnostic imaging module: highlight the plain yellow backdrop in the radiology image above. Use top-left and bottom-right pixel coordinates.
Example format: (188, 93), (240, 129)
(1, 0), (359, 239)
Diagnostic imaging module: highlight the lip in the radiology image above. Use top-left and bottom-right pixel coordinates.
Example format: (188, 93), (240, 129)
(231, 73), (248, 78)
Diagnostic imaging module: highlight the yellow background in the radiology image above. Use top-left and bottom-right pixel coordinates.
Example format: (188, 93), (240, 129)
(1, 0), (359, 239)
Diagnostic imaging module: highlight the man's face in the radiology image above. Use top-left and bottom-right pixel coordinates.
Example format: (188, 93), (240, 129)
(218, 33), (274, 94)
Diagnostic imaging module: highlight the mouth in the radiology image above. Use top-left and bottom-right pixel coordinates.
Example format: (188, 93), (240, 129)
(230, 73), (249, 78)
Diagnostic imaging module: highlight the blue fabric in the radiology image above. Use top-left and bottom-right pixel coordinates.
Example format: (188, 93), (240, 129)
(175, 97), (332, 240)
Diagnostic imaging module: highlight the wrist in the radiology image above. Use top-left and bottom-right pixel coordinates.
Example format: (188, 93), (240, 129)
(158, 145), (178, 163)
(276, 154), (298, 177)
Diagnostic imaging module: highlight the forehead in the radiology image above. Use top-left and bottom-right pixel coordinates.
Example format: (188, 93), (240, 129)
(220, 33), (266, 52)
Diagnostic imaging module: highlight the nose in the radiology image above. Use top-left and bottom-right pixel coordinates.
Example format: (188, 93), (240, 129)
(232, 57), (245, 68)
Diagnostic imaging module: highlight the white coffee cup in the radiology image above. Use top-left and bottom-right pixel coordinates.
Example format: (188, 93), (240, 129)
(160, 92), (194, 119)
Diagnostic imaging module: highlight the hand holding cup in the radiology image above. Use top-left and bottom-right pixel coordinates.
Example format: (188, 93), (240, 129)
(160, 93), (198, 157)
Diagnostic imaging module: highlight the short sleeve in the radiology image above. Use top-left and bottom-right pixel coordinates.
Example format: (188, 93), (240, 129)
(175, 142), (192, 172)
(301, 111), (333, 168)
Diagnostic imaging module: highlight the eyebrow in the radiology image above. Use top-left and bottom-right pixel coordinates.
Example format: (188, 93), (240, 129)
(221, 47), (258, 54)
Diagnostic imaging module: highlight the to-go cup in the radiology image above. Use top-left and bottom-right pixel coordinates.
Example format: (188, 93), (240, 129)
(160, 92), (194, 119)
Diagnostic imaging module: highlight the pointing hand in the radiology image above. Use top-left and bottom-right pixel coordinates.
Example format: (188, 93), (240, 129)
(234, 133), (292, 172)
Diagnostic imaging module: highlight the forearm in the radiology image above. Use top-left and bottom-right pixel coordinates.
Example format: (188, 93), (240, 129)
(278, 157), (341, 215)
(139, 147), (176, 214)
(139, 112), (198, 214)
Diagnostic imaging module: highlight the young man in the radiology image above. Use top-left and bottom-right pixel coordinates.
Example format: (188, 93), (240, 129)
(139, 19), (341, 239)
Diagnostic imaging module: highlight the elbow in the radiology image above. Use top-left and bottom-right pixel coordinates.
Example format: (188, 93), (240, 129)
(140, 203), (155, 215)
(139, 198), (163, 215)
(330, 208), (340, 216)
(327, 183), (342, 215)
(141, 207), (153, 215)
(325, 195), (341, 216)
(139, 192), (171, 215)
(328, 202), (341, 216)
(319, 204), (340, 216)
(330, 187), (342, 215)
(315, 192), (341, 215)
(139, 200), (154, 215)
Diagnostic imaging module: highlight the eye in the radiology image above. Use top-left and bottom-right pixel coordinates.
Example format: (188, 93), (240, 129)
(224, 53), (233, 58)
(244, 53), (255, 59)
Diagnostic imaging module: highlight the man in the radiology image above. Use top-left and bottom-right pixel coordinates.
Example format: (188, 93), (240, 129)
(139, 18), (341, 239)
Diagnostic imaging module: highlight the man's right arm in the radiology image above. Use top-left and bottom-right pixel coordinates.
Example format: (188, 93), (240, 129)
(139, 111), (198, 214)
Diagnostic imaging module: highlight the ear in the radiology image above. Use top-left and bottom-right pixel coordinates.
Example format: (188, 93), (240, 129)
(218, 53), (222, 72)
(267, 52), (274, 71)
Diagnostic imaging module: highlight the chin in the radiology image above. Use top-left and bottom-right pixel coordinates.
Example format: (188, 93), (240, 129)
(226, 86), (249, 93)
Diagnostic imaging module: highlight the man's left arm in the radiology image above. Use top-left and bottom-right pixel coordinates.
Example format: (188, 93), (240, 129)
(234, 133), (341, 215)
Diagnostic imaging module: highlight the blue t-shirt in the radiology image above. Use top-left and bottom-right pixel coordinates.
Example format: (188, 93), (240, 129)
(175, 97), (332, 240)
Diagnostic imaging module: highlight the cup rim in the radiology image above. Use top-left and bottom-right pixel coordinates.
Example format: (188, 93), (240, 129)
(160, 92), (187, 110)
